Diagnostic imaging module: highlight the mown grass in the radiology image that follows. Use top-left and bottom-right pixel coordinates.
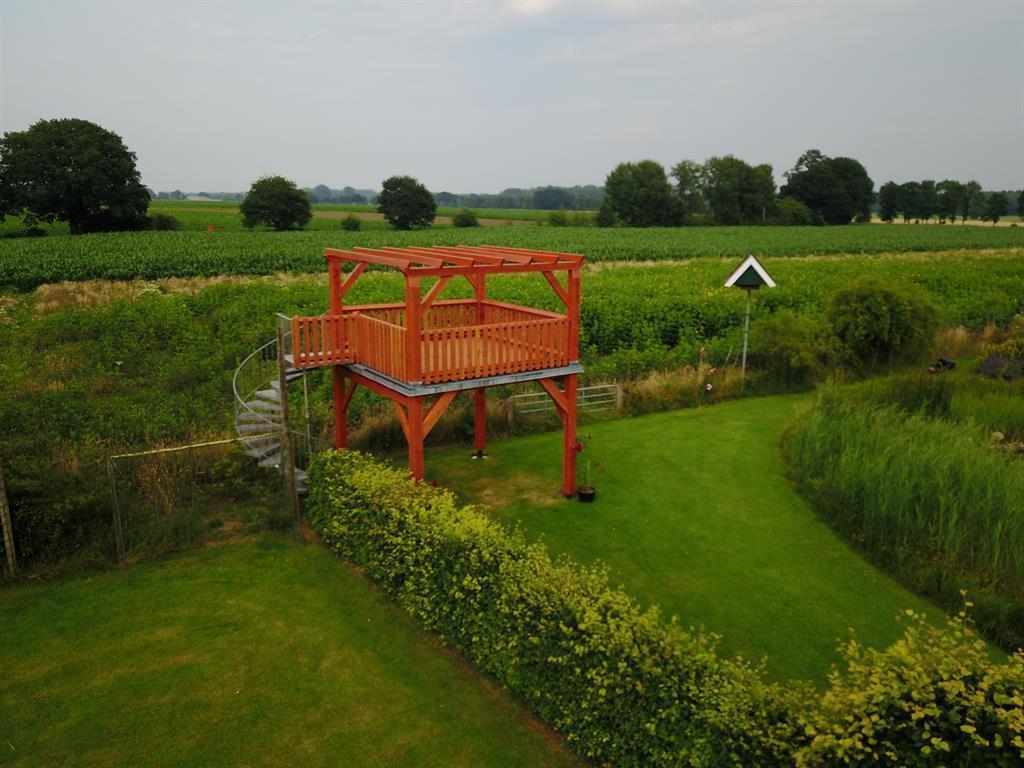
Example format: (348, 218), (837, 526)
(426, 395), (942, 684)
(0, 535), (579, 768)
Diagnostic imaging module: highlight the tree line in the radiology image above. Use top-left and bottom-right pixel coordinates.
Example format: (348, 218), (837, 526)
(597, 149), (876, 228)
(877, 180), (1021, 225)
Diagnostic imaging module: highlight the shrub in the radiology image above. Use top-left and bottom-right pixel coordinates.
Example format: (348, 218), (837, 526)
(547, 209), (568, 227)
(147, 213), (181, 231)
(978, 355), (1024, 381)
(796, 608), (1024, 768)
(826, 278), (938, 367)
(768, 197), (821, 226)
(748, 311), (836, 388)
(340, 214), (361, 232)
(451, 208), (479, 228)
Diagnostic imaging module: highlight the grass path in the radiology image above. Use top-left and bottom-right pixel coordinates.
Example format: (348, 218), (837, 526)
(428, 395), (940, 684)
(0, 536), (579, 768)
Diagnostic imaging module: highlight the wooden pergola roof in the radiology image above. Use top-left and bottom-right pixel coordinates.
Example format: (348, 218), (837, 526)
(324, 245), (584, 277)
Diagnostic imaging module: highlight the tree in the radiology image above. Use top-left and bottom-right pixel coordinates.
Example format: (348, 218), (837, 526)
(897, 181), (921, 222)
(240, 176), (312, 230)
(532, 186), (574, 210)
(878, 181), (900, 223)
(378, 175), (436, 230)
(982, 191), (1008, 226)
(603, 160), (683, 227)
(312, 184), (333, 203)
(0, 117), (149, 234)
(917, 180), (937, 222)
(699, 155), (775, 225)
(960, 181), (982, 223)
(781, 149), (874, 225)
(935, 180), (962, 223)
(670, 159), (705, 221)
(1018, 190), (1024, 217)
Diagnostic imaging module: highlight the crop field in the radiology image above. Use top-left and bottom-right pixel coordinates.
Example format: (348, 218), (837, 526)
(1, 220), (1020, 290)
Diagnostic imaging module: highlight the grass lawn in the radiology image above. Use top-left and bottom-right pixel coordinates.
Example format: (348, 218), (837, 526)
(427, 395), (941, 684)
(0, 536), (579, 768)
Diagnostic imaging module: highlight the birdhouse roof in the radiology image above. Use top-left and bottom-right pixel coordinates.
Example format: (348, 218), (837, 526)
(724, 254), (776, 289)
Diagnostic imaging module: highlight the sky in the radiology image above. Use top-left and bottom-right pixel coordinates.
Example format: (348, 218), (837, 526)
(1, 0), (1021, 193)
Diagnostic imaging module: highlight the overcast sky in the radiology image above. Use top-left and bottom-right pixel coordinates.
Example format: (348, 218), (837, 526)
(1, 0), (1021, 193)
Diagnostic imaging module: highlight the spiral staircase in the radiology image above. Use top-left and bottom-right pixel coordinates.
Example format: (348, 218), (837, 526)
(232, 315), (328, 495)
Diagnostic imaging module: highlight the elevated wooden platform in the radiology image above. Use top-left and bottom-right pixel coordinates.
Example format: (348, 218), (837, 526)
(292, 245), (583, 495)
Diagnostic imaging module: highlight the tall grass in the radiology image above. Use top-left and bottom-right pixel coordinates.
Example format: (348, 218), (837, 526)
(782, 392), (1024, 649)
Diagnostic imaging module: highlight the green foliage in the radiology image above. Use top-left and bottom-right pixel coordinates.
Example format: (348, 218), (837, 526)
(768, 197), (820, 227)
(340, 213), (361, 231)
(826, 278), (939, 367)
(0, 118), (149, 234)
(701, 155), (776, 225)
(451, 208), (479, 228)
(239, 175), (312, 231)
(147, 213), (181, 231)
(984, 192), (1010, 226)
(308, 450), (804, 768)
(782, 390), (1024, 649)
(603, 160), (684, 227)
(797, 610), (1024, 767)
(546, 209), (568, 227)
(748, 311), (836, 387)
(878, 181), (900, 223)
(782, 150), (874, 225)
(378, 175), (436, 230)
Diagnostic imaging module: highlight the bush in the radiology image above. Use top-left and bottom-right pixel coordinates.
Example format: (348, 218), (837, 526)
(797, 608), (1024, 768)
(451, 208), (478, 228)
(826, 278), (938, 367)
(768, 197), (821, 226)
(547, 209), (568, 227)
(148, 213), (181, 231)
(748, 311), (836, 388)
(340, 214), (361, 232)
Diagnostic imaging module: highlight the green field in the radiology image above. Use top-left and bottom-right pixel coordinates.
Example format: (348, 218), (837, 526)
(1, 219), (1020, 290)
(0, 536), (578, 768)
(427, 396), (943, 684)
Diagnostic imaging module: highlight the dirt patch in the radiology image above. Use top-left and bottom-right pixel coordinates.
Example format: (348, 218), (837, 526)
(477, 472), (560, 509)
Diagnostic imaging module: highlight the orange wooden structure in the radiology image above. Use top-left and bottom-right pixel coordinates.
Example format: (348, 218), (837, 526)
(290, 246), (584, 496)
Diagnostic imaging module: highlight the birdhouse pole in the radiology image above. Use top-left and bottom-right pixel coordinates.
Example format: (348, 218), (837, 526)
(723, 254), (777, 389)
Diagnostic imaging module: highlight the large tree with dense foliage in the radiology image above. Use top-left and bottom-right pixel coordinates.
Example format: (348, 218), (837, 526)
(877, 181), (900, 222)
(781, 149), (874, 225)
(935, 180), (962, 223)
(699, 155), (775, 225)
(960, 180), (982, 223)
(240, 175), (312, 230)
(982, 191), (1008, 226)
(378, 175), (436, 230)
(670, 159), (706, 221)
(0, 118), (149, 234)
(602, 160), (683, 227)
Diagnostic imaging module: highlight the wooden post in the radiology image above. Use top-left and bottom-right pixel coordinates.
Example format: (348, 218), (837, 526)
(407, 397), (425, 482)
(106, 457), (126, 572)
(0, 460), (17, 577)
(333, 366), (347, 449)
(405, 276), (422, 382)
(473, 388), (487, 456)
(561, 373), (578, 497)
(277, 325), (301, 529)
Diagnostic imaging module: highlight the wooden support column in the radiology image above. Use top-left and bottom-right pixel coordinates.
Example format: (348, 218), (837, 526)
(473, 388), (487, 455)
(332, 367), (357, 450)
(405, 276), (422, 382)
(407, 397), (425, 482)
(561, 373), (578, 497)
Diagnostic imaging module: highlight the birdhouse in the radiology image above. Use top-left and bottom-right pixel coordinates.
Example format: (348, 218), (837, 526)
(724, 254), (776, 290)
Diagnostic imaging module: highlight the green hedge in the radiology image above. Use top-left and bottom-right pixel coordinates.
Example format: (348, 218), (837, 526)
(308, 451), (1024, 767)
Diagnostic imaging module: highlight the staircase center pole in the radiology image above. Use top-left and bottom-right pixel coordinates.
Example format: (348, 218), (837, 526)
(276, 325), (301, 530)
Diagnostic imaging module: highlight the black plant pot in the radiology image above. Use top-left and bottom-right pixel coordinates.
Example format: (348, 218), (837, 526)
(577, 486), (596, 503)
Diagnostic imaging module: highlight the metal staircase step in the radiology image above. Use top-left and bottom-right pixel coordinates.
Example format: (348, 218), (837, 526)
(244, 441), (281, 460)
(258, 453), (282, 468)
(235, 421), (278, 434)
(247, 400), (283, 413)
(256, 388), (281, 402)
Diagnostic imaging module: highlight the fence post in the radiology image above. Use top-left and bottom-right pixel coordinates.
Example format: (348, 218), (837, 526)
(277, 325), (302, 531)
(106, 457), (126, 571)
(0, 460), (16, 578)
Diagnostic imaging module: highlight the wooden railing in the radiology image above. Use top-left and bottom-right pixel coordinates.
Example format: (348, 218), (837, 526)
(354, 314), (408, 381)
(420, 317), (569, 384)
(290, 301), (571, 383)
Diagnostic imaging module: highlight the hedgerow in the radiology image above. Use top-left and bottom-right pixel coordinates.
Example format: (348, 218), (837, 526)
(307, 450), (1024, 767)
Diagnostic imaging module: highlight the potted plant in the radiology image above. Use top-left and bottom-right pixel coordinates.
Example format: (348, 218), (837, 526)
(577, 459), (597, 502)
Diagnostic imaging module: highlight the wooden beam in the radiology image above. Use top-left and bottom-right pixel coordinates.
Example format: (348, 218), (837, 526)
(324, 247), (412, 271)
(421, 276), (452, 311)
(422, 390), (458, 438)
(542, 271), (569, 306)
(538, 377), (567, 414)
(354, 246), (445, 267)
(393, 400), (410, 441)
(338, 262), (367, 300)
